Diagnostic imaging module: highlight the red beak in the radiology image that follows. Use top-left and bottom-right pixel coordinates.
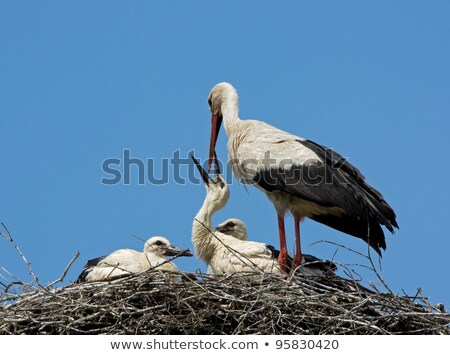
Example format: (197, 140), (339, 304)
(208, 113), (222, 172)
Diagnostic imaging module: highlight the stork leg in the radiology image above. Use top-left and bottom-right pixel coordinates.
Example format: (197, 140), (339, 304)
(277, 214), (288, 274)
(292, 215), (303, 271)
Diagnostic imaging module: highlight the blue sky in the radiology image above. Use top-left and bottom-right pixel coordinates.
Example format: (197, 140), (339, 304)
(1, 2), (449, 307)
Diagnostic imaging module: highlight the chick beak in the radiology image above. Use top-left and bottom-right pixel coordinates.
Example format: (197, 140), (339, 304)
(191, 155), (212, 185)
(163, 244), (183, 257)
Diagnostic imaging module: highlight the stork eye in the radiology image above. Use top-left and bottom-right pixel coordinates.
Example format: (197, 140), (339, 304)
(217, 177), (225, 188)
(227, 222), (235, 228)
(153, 240), (164, 246)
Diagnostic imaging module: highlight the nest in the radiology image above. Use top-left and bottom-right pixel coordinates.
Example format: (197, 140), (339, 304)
(1, 223), (449, 335)
(1, 271), (449, 335)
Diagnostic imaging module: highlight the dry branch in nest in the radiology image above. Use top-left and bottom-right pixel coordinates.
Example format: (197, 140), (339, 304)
(1, 270), (449, 335)
(1, 223), (449, 335)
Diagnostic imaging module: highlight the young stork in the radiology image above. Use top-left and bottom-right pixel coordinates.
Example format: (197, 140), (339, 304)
(191, 155), (280, 277)
(216, 218), (337, 276)
(207, 82), (399, 273)
(76, 236), (192, 282)
(215, 218), (248, 241)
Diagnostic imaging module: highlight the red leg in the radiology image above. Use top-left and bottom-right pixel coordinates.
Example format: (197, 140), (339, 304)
(277, 214), (288, 274)
(292, 215), (303, 270)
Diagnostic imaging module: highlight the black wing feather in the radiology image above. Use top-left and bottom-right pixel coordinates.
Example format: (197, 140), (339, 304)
(76, 255), (106, 283)
(266, 245), (336, 274)
(253, 139), (398, 254)
(302, 254), (337, 273)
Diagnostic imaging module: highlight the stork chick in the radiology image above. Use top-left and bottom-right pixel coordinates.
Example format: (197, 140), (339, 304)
(216, 218), (336, 276)
(77, 236), (192, 282)
(191, 155), (280, 277)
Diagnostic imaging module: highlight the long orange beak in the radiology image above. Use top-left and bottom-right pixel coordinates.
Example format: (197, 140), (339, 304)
(208, 113), (222, 172)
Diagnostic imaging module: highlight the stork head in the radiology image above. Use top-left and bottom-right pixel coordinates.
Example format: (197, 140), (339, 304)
(216, 218), (248, 241)
(144, 236), (193, 257)
(191, 153), (229, 213)
(207, 82), (238, 171)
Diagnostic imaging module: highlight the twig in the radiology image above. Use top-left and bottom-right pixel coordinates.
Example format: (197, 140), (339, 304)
(366, 242), (393, 294)
(0, 223), (42, 289)
(47, 251), (81, 288)
(309, 240), (368, 259)
(1, 266), (38, 293)
(311, 238), (394, 294)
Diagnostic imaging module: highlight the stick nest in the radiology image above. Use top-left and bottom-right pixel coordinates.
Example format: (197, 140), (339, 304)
(1, 271), (449, 335)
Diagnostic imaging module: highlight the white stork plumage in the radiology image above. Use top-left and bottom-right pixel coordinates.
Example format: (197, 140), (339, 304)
(191, 155), (280, 277)
(207, 82), (399, 273)
(76, 236), (192, 282)
(215, 218), (248, 241)
(216, 218), (336, 276)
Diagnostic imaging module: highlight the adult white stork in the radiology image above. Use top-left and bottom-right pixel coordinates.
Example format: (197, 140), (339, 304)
(76, 236), (192, 282)
(207, 82), (399, 273)
(191, 155), (280, 277)
(216, 218), (337, 276)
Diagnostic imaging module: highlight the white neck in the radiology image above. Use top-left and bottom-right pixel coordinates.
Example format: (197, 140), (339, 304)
(192, 196), (218, 264)
(221, 87), (240, 136)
